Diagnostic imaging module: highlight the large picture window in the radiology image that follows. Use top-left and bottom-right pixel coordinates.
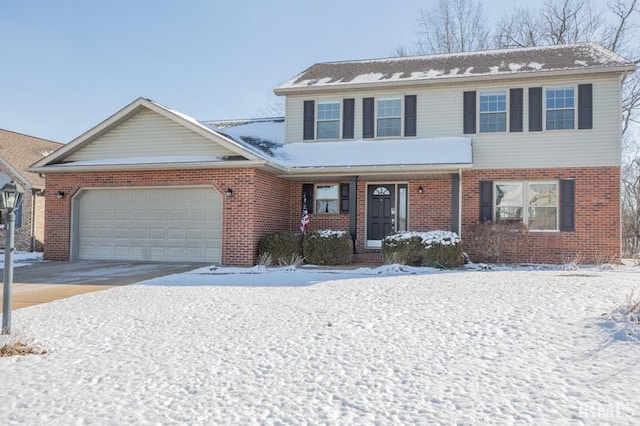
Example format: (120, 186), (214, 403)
(315, 184), (339, 213)
(479, 91), (506, 132)
(317, 102), (340, 139)
(546, 87), (574, 130)
(495, 181), (558, 230)
(377, 98), (401, 137)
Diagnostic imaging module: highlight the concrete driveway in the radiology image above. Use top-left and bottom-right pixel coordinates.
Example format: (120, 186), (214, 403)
(0, 260), (204, 311)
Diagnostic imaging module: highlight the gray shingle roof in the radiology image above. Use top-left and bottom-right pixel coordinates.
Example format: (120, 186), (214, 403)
(275, 43), (635, 92)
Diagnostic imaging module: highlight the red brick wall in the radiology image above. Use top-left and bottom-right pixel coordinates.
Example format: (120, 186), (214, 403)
(461, 167), (621, 263)
(45, 166), (620, 266)
(290, 178), (453, 254)
(44, 168), (291, 266)
(0, 165), (36, 252)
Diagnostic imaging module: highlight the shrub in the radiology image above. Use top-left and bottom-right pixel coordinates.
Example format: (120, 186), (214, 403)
(463, 221), (528, 263)
(303, 230), (353, 265)
(0, 335), (47, 357)
(258, 231), (302, 265)
(381, 231), (463, 268)
(604, 291), (640, 340)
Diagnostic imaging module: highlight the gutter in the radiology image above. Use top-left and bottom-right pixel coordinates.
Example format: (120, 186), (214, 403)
(28, 159), (286, 174)
(278, 163), (473, 179)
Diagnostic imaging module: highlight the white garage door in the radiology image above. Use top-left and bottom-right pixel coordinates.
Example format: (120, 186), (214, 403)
(75, 187), (222, 262)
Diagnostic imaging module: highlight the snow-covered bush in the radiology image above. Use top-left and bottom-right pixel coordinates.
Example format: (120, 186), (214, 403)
(381, 231), (463, 268)
(604, 292), (640, 340)
(303, 230), (353, 265)
(463, 221), (528, 263)
(258, 231), (302, 265)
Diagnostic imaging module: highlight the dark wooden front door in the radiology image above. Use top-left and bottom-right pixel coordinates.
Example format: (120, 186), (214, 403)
(367, 185), (395, 241)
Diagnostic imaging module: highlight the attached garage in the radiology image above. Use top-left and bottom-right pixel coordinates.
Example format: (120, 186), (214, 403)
(73, 187), (222, 263)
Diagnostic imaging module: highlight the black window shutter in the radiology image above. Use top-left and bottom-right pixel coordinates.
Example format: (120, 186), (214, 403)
(342, 98), (354, 139)
(302, 183), (314, 214)
(404, 95), (417, 137)
(463, 91), (476, 134)
(340, 183), (349, 213)
(303, 100), (315, 140)
(529, 87), (542, 131)
(363, 97), (374, 138)
(578, 84), (593, 129)
(559, 179), (575, 232)
(510, 88), (523, 132)
(479, 180), (493, 222)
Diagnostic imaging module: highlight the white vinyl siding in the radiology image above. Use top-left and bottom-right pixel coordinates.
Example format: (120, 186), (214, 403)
(283, 74), (621, 168)
(67, 109), (236, 161)
(74, 187), (222, 262)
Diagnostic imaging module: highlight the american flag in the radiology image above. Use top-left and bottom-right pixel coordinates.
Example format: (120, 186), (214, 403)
(300, 193), (310, 234)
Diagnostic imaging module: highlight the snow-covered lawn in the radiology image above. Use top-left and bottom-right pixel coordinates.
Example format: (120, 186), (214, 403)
(1, 264), (640, 424)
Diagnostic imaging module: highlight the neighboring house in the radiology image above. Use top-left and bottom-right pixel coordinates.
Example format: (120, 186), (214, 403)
(30, 43), (636, 265)
(0, 129), (63, 251)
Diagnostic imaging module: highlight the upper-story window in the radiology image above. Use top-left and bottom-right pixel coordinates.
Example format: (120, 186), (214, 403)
(317, 102), (340, 139)
(546, 87), (574, 130)
(479, 91), (506, 132)
(377, 98), (401, 137)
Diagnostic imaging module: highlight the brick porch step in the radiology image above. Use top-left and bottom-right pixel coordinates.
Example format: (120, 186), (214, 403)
(353, 252), (383, 264)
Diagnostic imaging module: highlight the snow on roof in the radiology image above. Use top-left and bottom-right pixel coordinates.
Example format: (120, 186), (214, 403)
(272, 137), (472, 168)
(276, 43), (635, 91)
(195, 116), (471, 169)
(201, 118), (285, 157)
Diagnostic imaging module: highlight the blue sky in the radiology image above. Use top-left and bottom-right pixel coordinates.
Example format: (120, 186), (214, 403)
(1, 0), (522, 143)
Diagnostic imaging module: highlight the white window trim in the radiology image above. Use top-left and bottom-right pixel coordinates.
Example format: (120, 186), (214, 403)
(375, 97), (403, 139)
(494, 180), (559, 232)
(478, 90), (508, 133)
(314, 183), (340, 214)
(543, 85), (576, 132)
(316, 100), (341, 140)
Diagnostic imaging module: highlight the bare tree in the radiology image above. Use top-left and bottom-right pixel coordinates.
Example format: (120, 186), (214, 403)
(494, 7), (543, 48)
(255, 93), (285, 117)
(622, 154), (640, 256)
(601, 0), (640, 53)
(415, 0), (490, 54)
(541, 0), (602, 45)
(390, 44), (410, 58)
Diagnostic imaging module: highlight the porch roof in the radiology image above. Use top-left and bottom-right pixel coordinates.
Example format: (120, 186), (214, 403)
(272, 137), (472, 169)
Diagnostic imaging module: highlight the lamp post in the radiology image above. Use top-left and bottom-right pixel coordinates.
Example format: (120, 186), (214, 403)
(1, 181), (24, 335)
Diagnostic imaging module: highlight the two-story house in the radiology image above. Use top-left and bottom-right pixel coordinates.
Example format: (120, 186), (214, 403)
(30, 43), (636, 265)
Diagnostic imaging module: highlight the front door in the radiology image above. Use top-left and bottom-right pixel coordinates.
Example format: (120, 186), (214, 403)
(367, 185), (395, 246)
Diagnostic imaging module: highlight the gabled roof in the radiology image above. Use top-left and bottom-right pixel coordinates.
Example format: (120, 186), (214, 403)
(275, 43), (636, 94)
(30, 98), (280, 172)
(0, 129), (63, 188)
